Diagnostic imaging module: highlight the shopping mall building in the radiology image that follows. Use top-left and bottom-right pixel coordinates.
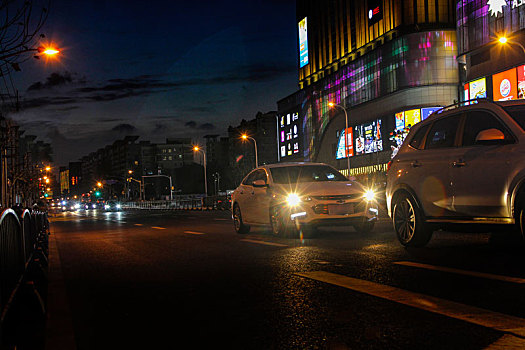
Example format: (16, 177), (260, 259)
(277, 0), (477, 183)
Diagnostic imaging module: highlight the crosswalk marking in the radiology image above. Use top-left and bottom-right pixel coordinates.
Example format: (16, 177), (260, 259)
(295, 271), (525, 338)
(394, 261), (525, 284)
(240, 239), (288, 247)
(184, 231), (205, 235)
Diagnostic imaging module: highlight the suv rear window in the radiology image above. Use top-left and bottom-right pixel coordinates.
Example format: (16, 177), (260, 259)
(504, 105), (525, 131)
(409, 124), (430, 149)
(425, 116), (460, 149)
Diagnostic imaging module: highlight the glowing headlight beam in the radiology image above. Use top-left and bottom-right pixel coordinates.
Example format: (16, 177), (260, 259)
(286, 193), (301, 207)
(364, 189), (375, 202)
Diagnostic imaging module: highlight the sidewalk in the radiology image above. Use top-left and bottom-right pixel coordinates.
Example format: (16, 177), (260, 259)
(45, 233), (76, 350)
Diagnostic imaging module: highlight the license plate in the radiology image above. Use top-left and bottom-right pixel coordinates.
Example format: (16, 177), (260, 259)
(328, 203), (354, 215)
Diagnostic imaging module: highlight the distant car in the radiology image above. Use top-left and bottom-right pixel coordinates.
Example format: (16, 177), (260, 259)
(104, 201), (122, 211)
(386, 99), (525, 247)
(231, 162), (378, 236)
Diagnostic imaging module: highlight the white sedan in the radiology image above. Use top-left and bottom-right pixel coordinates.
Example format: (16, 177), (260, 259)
(231, 162), (378, 236)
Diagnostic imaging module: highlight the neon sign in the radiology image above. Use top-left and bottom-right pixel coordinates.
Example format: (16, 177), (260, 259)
(489, 0), (525, 17)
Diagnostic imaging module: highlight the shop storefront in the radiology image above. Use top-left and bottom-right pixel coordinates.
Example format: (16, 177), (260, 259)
(457, 0), (525, 101)
(278, 1), (459, 181)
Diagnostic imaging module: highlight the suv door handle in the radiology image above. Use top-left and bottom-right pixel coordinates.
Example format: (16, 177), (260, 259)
(410, 161), (422, 168)
(452, 160), (466, 167)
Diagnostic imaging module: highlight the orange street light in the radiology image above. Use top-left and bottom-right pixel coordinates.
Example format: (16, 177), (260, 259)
(45, 166), (51, 171)
(240, 134), (258, 168)
(0, 45), (61, 61)
(497, 35), (525, 54)
(328, 101), (350, 178)
(97, 182), (103, 188)
(193, 146), (207, 196)
(39, 47), (60, 56)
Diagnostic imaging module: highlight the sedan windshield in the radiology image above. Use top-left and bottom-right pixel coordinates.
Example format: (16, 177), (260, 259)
(270, 165), (348, 184)
(504, 105), (525, 131)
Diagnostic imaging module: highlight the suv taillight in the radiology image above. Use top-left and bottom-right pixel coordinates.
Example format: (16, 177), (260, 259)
(387, 161), (392, 172)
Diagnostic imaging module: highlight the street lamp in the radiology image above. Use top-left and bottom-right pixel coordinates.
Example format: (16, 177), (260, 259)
(0, 45), (60, 62)
(193, 146), (207, 196)
(328, 102), (351, 178)
(497, 35), (525, 54)
(241, 134), (258, 168)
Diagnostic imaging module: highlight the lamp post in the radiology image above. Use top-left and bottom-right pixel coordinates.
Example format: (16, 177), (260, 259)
(241, 134), (258, 168)
(0, 46), (60, 62)
(328, 102), (350, 178)
(497, 35), (525, 54)
(193, 146), (207, 196)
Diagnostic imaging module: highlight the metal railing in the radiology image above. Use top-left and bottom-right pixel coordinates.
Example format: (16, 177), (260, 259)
(0, 208), (49, 326)
(123, 195), (231, 211)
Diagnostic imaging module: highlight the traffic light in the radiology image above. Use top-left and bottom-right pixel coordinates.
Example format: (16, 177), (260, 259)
(95, 191), (101, 197)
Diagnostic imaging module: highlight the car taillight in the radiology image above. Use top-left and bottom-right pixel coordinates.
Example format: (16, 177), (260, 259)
(387, 161), (392, 172)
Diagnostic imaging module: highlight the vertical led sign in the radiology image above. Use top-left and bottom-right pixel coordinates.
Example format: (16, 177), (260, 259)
(298, 17), (309, 68)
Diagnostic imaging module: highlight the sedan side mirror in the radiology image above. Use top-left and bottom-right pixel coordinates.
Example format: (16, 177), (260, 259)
(252, 179), (268, 188)
(475, 128), (505, 144)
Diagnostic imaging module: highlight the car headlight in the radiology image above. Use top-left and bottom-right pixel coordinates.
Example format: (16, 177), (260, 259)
(364, 189), (375, 202)
(116, 204), (121, 209)
(286, 193), (301, 207)
(105, 205), (110, 209)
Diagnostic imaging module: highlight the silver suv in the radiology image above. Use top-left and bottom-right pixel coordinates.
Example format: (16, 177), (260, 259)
(386, 100), (525, 247)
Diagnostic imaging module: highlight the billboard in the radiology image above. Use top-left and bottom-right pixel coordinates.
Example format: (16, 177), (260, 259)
(421, 107), (441, 120)
(404, 109), (421, 128)
(354, 119), (383, 156)
(518, 65), (525, 99)
(335, 128), (354, 159)
(278, 112), (301, 159)
(493, 67), (518, 101)
(298, 17), (309, 68)
(469, 77), (487, 100)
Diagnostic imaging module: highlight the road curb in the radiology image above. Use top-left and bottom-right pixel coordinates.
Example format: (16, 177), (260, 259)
(45, 234), (77, 350)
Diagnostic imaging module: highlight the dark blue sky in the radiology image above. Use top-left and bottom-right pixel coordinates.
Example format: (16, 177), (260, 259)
(11, 0), (298, 166)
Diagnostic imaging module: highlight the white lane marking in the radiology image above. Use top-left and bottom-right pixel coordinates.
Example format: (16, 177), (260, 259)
(240, 239), (288, 247)
(394, 261), (525, 284)
(295, 271), (525, 338)
(151, 226), (166, 230)
(184, 231), (206, 235)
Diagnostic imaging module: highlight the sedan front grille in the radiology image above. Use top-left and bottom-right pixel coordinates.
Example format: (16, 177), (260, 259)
(310, 194), (361, 201)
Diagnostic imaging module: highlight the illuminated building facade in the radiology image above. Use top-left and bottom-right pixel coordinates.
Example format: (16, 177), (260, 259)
(279, 0), (459, 179)
(457, 0), (525, 102)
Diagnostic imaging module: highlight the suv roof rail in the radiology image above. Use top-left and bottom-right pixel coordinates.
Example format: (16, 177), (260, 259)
(436, 98), (495, 115)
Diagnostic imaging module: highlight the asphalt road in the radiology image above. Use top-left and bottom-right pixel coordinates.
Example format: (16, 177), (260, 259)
(45, 209), (525, 349)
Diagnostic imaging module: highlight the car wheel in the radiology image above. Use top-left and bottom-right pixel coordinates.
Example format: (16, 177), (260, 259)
(392, 193), (432, 247)
(353, 220), (375, 233)
(233, 204), (250, 234)
(270, 207), (296, 237)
